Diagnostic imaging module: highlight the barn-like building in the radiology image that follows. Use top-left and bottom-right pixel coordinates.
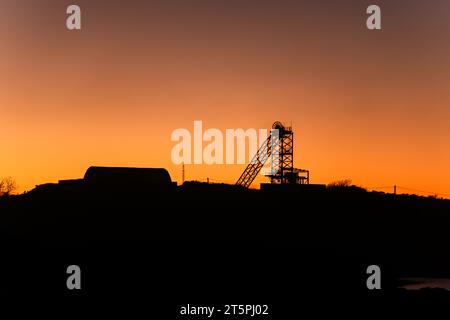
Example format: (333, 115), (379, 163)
(83, 166), (174, 192)
(33, 166), (175, 194)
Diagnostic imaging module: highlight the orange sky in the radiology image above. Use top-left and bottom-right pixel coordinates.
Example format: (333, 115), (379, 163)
(1, 0), (450, 197)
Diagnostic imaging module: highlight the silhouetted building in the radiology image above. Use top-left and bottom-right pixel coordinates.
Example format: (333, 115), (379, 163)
(33, 166), (174, 195)
(84, 166), (173, 192)
(260, 183), (325, 192)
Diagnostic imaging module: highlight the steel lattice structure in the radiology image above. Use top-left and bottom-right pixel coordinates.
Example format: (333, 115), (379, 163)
(236, 121), (310, 188)
(267, 122), (294, 184)
(235, 134), (273, 188)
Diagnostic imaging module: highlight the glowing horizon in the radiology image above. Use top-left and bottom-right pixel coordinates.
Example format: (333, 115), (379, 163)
(1, 0), (450, 198)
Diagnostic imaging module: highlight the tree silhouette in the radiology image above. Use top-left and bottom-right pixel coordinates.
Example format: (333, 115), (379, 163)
(0, 177), (17, 197)
(327, 179), (352, 188)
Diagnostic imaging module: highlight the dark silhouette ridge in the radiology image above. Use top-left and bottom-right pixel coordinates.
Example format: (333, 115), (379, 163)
(1, 166), (449, 310)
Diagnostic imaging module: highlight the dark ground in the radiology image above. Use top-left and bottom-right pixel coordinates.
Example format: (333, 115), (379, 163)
(1, 182), (450, 315)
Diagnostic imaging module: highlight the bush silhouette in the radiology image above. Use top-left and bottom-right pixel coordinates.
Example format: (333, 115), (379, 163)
(0, 177), (17, 197)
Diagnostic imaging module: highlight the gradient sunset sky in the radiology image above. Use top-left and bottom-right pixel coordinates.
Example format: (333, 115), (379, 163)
(1, 0), (450, 197)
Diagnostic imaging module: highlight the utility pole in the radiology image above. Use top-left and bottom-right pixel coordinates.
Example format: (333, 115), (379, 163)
(182, 162), (185, 184)
(394, 185), (397, 195)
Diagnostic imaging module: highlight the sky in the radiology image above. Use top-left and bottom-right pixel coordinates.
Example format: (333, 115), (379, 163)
(1, 0), (450, 197)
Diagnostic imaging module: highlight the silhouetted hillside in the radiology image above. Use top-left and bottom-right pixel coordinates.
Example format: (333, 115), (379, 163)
(1, 175), (449, 310)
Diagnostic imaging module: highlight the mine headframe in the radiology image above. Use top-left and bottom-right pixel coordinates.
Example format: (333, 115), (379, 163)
(235, 121), (310, 188)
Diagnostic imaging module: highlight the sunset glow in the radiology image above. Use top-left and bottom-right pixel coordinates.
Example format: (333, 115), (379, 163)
(1, 0), (450, 197)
